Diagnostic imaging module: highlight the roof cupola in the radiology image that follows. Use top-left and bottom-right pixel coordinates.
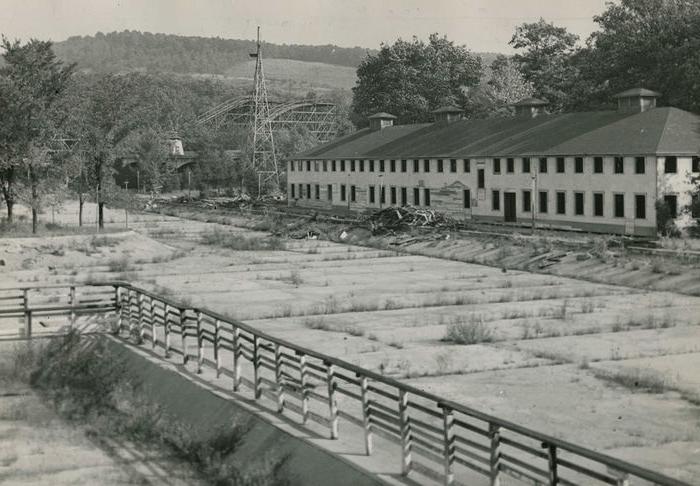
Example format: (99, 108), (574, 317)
(368, 112), (397, 131)
(613, 88), (661, 113)
(512, 97), (548, 118)
(432, 105), (464, 124)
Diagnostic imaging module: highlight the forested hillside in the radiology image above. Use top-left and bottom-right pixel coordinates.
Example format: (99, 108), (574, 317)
(53, 31), (372, 74)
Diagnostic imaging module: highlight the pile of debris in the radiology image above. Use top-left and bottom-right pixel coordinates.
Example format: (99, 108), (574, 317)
(365, 206), (458, 234)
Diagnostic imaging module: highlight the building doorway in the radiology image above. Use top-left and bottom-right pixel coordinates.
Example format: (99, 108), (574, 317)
(504, 192), (517, 222)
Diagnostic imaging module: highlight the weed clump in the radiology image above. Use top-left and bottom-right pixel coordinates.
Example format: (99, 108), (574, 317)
(443, 315), (494, 344)
(200, 230), (285, 251)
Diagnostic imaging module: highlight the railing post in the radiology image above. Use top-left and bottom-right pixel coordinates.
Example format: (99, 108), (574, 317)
(138, 293), (145, 342)
(398, 389), (412, 476)
(196, 311), (203, 374)
(326, 362), (338, 439)
(22, 289), (29, 338)
(274, 343), (285, 413)
(232, 327), (241, 391)
(70, 286), (77, 326)
(180, 308), (188, 364)
(489, 423), (502, 486)
(214, 319), (221, 378)
(150, 298), (157, 349)
(442, 405), (455, 486)
(359, 374), (373, 455)
(115, 286), (124, 334)
(164, 304), (171, 358)
(128, 290), (136, 336)
(299, 352), (309, 424)
(253, 335), (261, 399)
(546, 444), (558, 486)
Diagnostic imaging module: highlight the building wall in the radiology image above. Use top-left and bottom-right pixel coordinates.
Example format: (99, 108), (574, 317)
(657, 155), (699, 228)
(287, 155), (659, 236)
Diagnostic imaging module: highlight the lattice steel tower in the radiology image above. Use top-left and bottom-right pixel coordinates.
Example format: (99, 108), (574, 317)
(248, 26), (279, 195)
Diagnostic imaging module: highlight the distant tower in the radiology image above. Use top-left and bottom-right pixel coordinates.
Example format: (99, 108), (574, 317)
(248, 26), (279, 195)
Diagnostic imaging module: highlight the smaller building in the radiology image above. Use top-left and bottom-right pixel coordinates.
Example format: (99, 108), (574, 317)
(286, 88), (700, 236)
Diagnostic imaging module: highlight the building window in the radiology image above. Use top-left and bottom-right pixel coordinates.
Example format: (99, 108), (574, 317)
(314, 161), (319, 172)
(379, 159), (385, 172)
(635, 194), (646, 219)
(593, 193), (604, 216)
(424, 159), (430, 172)
(322, 161), (327, 172)
(594, 157), (603, 173)
(340, 184), (346, 201)
(290, 184), (295, 198)
(665, 156), (677, 173)
(614, 193), (624, 218)
(350, 185), (356, 202)
(369, 185), (375, 204)
(340, 160), (346, 171)
(313, 184), (319, 199)
(478, 168), (485, 189)
(327, 184), (333, 201)
(390, 187), (397, 205)
(413, 159), (419, 172)
(539, 191), (548, 214)
(463, 189), (471, 209)
(413, 187), (420, 205)
(464, 159), (471, 172)
(306, 184), (311, 199)
(351, 160), (356, 172)
(306, 160), (311, 171)
(437, 159), (444, 172)
(523, 190), (531, 212)
(556, 191), (566, 214)
(289, 161), (294, 171)
(523, 157), (531, 173)
(450, 159), (457, 172)
(359, 160), (364, 172)
(401, 159), (407, 172)
(539, 157), (548, 173)
(424, 188), (431, 206)
(332, 160), (337, 172)
(692, 156), (700, 173)
(298, 183), (303, 198)
(664, 195), (678, 218)
(556, 157), (565, 173)
(614, 156), (624, 174)
(574, 192), (584, 215)
(575, 157), (584, 174)
(635, 156), (645, 174)
(492, 190), (500, 211)
(493, 158), (501, 174)
(380, 186), (386, 204)
(390, 159), (396, 172)
(369, 160), (374, 172)
(401, 187), (407, 206)
(506, 158), (514, 173)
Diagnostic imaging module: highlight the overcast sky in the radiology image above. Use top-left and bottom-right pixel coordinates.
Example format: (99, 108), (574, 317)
(0, 0), (609, 53)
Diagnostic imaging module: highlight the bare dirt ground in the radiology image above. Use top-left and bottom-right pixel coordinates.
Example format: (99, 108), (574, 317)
(2, 201), (700, 484)
(0, 343), (204, 486)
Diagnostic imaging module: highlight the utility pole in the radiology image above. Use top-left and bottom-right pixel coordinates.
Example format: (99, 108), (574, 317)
(531, 168), (537, 233)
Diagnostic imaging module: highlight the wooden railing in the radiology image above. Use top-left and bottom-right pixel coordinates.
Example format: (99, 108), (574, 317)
(0, 282), (691, 486)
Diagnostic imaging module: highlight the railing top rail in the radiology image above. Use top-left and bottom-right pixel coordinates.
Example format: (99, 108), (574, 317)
(113, 282), (688, 486)
(0, 282), (120, 292)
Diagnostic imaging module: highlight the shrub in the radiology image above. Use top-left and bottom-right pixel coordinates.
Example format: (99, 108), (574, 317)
(200, 230), (285, 251)
(108, 256), (132, 273)
(443, 315), (494, 344)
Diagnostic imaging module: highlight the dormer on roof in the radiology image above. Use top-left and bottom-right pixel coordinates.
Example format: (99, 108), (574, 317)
(613, 88), (661, 113)
(368, 112), (397, 131)
(432, 105), (464, 124)
(512, 97), (548, 118)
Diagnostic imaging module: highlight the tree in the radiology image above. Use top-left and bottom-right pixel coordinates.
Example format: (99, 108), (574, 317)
(582, 0), (700, 112)
(352, 34), (482, 124)
(510, 18), (580, 112)
(129, 128), (175, 197)
(464, 55), (535, 118)
(0, 38), (74, 229)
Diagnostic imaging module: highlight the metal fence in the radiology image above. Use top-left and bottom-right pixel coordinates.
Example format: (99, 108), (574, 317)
(0, 282), (691, 486)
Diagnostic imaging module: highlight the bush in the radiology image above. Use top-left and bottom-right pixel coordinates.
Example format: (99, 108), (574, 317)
(443, 315), (494, 344)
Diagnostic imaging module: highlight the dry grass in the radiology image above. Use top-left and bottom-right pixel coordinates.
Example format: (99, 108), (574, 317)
(443, 315), (494, 344)
(200, 230), (285, 251)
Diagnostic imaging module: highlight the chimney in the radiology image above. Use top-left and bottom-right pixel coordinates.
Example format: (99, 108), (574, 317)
(613, 88), (661, 113)
(512, 98), (548, 118)
(368, 112), (397, 131)
(432, 105), (464, 124)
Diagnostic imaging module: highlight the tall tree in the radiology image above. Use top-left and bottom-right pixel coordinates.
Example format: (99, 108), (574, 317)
(352, 34), (482, 124)
(510, 18), (580, 112)
(0, 38), (74, 228)
(464, 55), (535, 118)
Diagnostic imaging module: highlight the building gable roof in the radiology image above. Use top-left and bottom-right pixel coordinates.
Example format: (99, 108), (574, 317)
(292, 107), (700, 160)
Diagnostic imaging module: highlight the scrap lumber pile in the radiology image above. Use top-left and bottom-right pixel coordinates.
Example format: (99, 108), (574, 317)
(365, 206), (458, 234)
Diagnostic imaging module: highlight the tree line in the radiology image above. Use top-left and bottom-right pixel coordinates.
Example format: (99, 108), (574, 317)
(352, 0), (700, 122)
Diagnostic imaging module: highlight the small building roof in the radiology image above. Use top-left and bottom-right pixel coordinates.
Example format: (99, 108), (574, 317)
(512, 97), (549, 107)
(368, 112), (397, 119)
(432, 105), (464, 114)
(613, 88), (662, 98)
